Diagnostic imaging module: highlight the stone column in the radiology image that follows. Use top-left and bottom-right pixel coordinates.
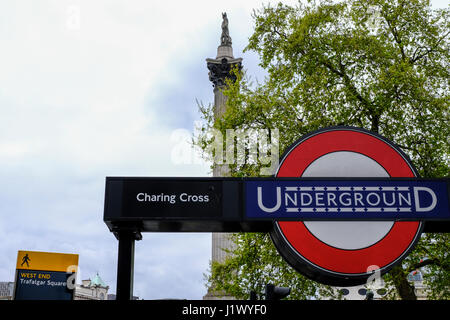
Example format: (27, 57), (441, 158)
(203, 13), (242, 300)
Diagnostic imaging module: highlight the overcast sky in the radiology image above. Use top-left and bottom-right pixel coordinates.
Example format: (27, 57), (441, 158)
(0, 0), (447, 300)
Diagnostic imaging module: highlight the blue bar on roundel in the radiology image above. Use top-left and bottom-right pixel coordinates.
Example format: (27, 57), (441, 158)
(244, 179), (450, 221)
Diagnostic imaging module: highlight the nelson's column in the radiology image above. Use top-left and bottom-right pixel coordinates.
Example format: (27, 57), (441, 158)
(203, 13), (242, 300)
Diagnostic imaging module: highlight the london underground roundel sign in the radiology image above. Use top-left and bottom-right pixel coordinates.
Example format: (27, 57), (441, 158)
(270, 127), (423, 286)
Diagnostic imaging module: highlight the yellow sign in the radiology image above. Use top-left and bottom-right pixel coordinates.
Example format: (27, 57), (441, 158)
(16, 250), (79, 273)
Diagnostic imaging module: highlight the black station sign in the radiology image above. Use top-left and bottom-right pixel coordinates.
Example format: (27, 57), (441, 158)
(121, 178), (222, 218)
(104, 178), (244, 232)
(104, 176), (450, 233)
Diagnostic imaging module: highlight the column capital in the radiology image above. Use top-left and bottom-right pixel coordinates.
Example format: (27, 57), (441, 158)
(206, 57), (243, 88)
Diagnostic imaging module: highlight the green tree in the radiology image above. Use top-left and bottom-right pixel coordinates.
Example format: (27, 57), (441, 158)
(196, 0), (449, 300)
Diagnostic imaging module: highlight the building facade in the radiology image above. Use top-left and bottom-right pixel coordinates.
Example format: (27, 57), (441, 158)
(74, 273), (109, 300)
(0, 282), (14, 300)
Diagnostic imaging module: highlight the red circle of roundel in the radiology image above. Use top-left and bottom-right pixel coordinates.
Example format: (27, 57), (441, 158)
(275, 128), (422, 277)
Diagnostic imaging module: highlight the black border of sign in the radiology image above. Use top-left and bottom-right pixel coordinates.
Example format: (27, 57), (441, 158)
(269, 126), (426, 287)
(103, 176), (450, 226)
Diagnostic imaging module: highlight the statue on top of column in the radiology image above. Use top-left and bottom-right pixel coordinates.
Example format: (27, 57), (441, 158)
(221, 12), (232, 46)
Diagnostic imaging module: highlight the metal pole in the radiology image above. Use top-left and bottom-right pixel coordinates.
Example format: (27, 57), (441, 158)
(115, 230), (142, 301)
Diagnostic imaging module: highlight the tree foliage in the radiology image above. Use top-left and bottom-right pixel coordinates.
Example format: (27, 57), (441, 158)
(204, 233), (341, 299)
(197, 0), (449, 300)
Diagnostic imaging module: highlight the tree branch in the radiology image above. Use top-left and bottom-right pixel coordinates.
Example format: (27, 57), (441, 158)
(411, 30), (450, 63)
(320, 59), (372, 110)
(407, 259), (438, 273)
(407, 258), (450, 273)
(384, 17), (407, 61)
